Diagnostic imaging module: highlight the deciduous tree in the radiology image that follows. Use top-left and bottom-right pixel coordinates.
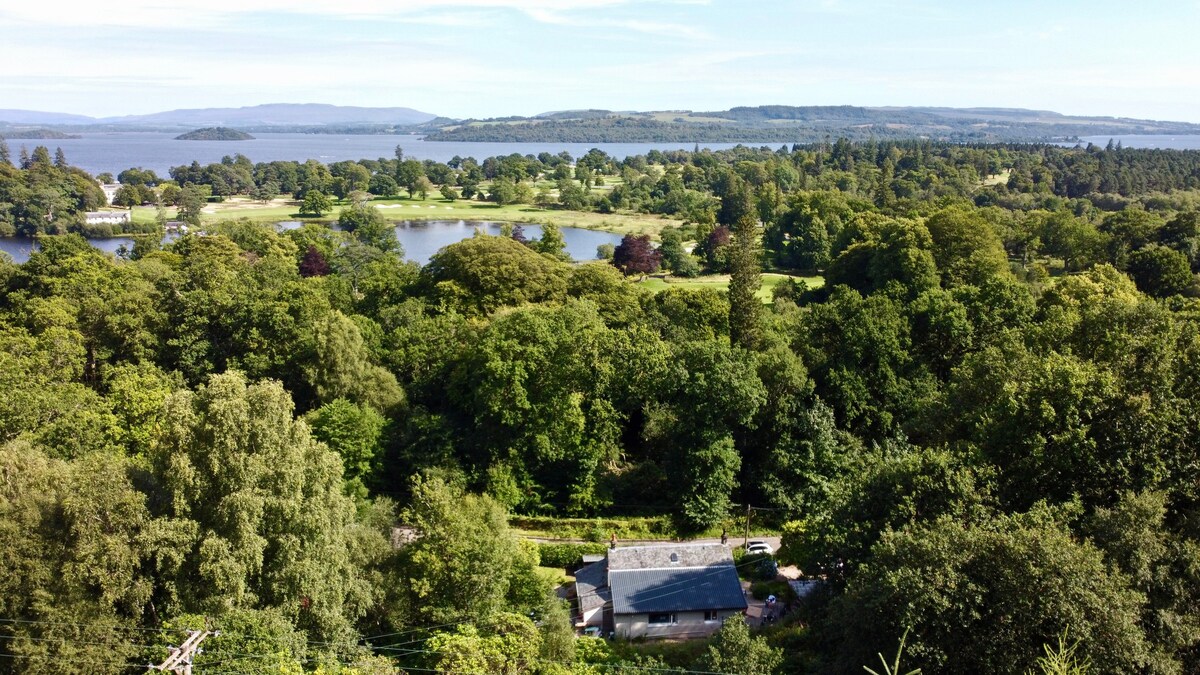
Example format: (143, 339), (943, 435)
(611, 234), (661, 277)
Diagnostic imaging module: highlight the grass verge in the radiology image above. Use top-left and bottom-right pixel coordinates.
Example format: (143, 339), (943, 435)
(638, 273), (825, 302)
(132, 195), (683, 238)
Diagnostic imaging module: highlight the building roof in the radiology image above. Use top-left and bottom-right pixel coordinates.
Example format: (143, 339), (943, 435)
(607, 543), (734, 571)
(610, 565), (747, 614)
(604, 543), (745, 615)
(574, 559), (610, 613)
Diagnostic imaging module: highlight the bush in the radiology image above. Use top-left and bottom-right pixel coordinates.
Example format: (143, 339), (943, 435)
(508, 515), (674, 540)
(538, 542), (609, 570)
(750, 580), (794, 602)
(733, 550), (778, 581)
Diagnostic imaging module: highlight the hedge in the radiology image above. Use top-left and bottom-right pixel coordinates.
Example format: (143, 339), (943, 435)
(538, 542), (609, 570)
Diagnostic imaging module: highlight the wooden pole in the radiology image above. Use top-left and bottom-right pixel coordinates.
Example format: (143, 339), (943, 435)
(150, 629), (216, 675)
(744, 503), (751, 547)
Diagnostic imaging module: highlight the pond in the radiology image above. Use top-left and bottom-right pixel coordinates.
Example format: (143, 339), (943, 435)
(0, 220), (624, 266)
(387, 220), (621, 265)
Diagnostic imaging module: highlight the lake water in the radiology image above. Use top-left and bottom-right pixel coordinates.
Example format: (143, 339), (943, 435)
(383, 220), (620, 266)
(13, 132), (749, 177)
(1066, 135), (1200, 150)
(0, 235), (135, 263)
(0, 220), (622, 266)
(12, 132), (1200, 178)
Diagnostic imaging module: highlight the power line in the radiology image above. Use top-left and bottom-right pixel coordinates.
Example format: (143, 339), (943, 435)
(0, 614), (747, 675)
(0, 629), (159, 650)
(0, 617), (163, 634)
(150, 629), (216, 675)
(0, 650), (144, 674)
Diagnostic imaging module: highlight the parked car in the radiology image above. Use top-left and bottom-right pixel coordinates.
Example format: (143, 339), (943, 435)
(746, 541), (773, 556)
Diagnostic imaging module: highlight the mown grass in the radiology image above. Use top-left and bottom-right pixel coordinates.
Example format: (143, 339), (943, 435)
(638, 273), (825, 303)
(980, 168), (1012, 187)
(511, 513), (780, 542)
(131, 192), (682, 238)
(537, 566), (574, 588)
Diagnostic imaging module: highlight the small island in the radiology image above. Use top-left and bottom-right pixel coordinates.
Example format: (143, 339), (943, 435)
(174, 127), (255, 141)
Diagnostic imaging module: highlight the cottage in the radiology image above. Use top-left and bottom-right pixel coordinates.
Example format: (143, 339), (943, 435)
(85, 210), (132, 226)
(573, 543), (746, 639)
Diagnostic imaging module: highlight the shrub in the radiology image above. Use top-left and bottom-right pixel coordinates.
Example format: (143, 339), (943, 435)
(750, 580), (794, 603)
(538, 542), (609, 570)
(734, 551), (778, 581)
(508, 515), (674, 540)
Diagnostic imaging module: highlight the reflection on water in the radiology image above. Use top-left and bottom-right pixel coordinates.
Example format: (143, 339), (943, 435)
(0, 220), (624, 266)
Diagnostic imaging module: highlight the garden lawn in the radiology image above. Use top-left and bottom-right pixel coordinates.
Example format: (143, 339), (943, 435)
(638, 273), (824, 303)
(132, 193), (682, 238)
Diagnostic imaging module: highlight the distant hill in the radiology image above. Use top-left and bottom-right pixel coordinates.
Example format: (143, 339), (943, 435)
(533, 109), (614, 121)
(175, 127), (255, 141)
(0, 109), (96, 125)
(0, 103), (438, 129)
(0, 128), (81, 140)
(3, 103), (1199, 143)
(105, 103), (437, 128)
(423, 105), (1200, 143)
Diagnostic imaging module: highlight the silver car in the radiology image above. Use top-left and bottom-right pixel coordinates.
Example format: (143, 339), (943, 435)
(746, 541), (773, 555)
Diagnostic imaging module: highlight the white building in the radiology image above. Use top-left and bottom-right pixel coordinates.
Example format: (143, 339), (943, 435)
(99, 183), (121, 205)
(85, 211), (132, 226)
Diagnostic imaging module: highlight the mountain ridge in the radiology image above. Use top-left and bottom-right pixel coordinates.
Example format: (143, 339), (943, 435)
(0, 103), (438, 128)
(424, 105), (1200, 143)
(3, 104), (1199, 143)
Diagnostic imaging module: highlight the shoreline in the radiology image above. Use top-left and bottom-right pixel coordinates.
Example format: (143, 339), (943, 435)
(128, 197), (684, 241)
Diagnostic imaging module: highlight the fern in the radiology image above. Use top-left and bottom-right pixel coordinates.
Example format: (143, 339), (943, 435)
(864, 627), (921, 675)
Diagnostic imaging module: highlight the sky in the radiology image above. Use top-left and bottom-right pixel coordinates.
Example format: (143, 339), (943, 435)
(2, 0), (1198, 121)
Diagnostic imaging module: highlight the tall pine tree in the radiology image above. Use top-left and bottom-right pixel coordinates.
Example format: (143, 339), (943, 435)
(728, 214), (763, 350)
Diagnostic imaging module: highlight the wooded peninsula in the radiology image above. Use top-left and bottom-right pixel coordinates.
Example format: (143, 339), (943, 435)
(1, 136), (1200, 674)
(174, 127), (255, 141)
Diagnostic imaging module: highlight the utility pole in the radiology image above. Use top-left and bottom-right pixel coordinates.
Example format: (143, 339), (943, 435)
(744, 503), (751, 547)
(150, 629), (217, 675)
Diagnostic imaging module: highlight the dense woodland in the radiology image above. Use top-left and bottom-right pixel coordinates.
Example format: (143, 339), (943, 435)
(2, 137), (1200, 673)
(420, 105), (1200, 143)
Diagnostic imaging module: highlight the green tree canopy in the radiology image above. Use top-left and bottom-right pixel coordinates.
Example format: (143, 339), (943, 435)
(421, 234), (569, 316)
(300, 189), (333, 217)
(151, 371), (382, 642)
(829, 507), (1152, 675)
(398, 477), (548, 625)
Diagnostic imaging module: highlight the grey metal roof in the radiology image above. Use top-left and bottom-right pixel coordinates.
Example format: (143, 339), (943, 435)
(574, 559), (610, 613)
(607, 543), (734, 571)
(610, 565), (747, 614)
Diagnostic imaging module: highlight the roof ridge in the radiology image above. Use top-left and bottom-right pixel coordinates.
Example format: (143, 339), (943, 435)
(611, 564), (733, 572)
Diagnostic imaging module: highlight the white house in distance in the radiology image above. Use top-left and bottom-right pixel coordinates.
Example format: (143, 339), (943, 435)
(85, 210), (132, 226)
(573, 543), (747, 639)
(99, 183), (121, 205)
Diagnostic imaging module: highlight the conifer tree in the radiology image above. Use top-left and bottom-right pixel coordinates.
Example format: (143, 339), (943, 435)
(728, 215), (763, 350)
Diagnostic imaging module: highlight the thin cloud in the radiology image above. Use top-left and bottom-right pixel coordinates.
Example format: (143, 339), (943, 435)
(0, 0), (665, 28)
(522, 7), (710, 39)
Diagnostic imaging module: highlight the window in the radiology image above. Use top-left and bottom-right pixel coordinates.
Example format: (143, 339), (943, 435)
(648, 613), (676, 625)
(704, 610), (719, 622)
